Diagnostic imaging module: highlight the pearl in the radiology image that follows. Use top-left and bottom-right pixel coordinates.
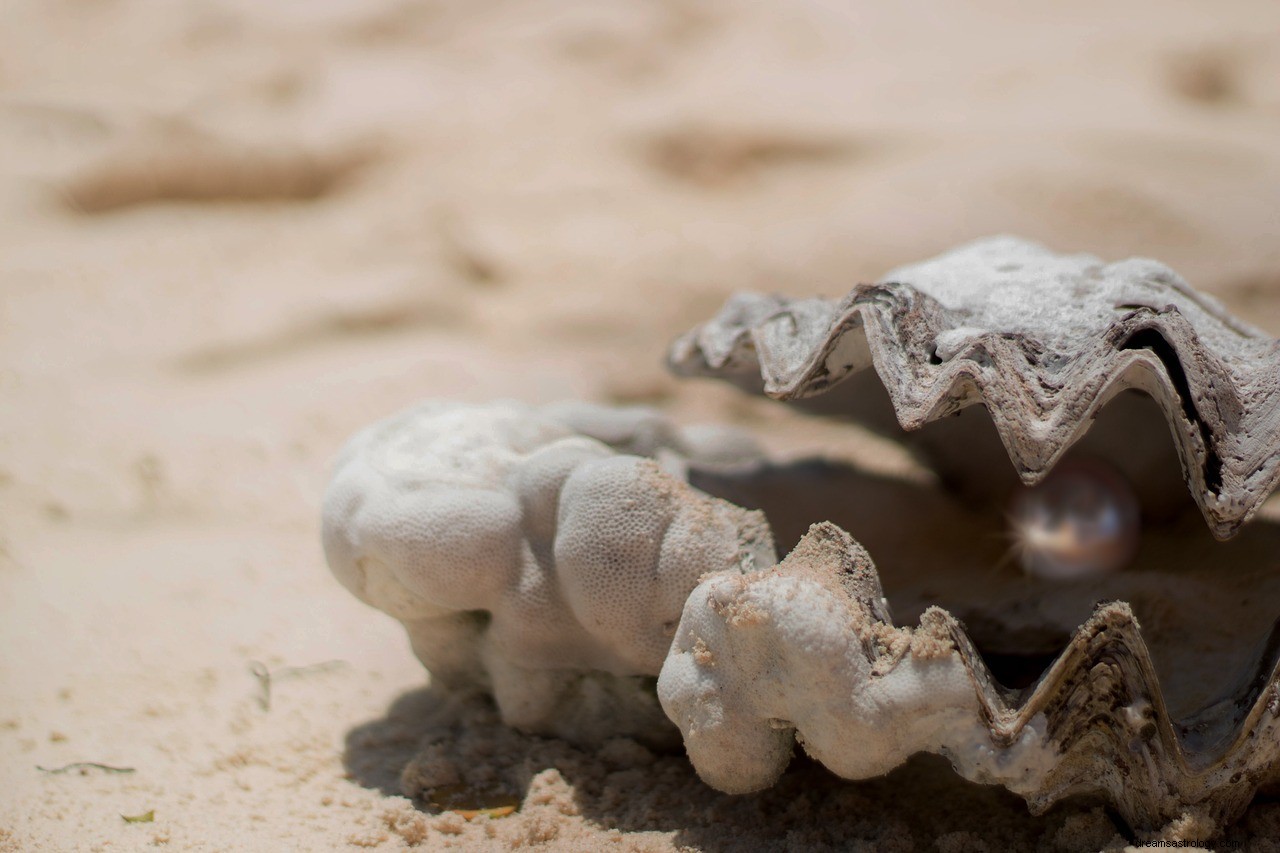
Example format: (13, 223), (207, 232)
(1008, 456), (1141, 581)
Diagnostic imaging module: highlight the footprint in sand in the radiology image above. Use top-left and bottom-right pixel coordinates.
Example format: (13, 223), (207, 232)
(61, 118), (376, 214)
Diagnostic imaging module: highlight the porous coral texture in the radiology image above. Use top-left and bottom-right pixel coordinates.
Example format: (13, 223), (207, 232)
(322, 400), (775, 744)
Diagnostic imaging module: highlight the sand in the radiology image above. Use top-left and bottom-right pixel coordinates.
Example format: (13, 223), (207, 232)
(2, 0), (1280, 850)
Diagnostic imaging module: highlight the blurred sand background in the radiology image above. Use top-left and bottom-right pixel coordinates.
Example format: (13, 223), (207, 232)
(2, 0), (1280, 850)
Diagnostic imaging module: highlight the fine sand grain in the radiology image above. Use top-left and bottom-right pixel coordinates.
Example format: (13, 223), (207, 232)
(3, 1), (1280, 850)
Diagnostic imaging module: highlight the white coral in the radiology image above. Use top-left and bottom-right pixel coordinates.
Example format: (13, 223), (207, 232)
(657, 522), (1058, 796)
(321, 400), (774, 744)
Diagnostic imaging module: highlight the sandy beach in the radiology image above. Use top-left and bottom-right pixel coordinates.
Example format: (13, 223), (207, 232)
(3, 1), (1280, 849)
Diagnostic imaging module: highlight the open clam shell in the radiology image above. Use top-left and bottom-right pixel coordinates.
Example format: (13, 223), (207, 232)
(656, 236), (1280, 833)
(324, 237), (1280, 836)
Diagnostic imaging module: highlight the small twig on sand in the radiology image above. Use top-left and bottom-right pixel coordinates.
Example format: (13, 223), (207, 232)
(248, 659), (347, 712)
(37, 762), (135, 775)
(249, 661), (272, 711)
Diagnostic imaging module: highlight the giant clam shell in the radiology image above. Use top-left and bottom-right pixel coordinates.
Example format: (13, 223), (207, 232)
(657, 236), (1280, 833)
(325, 237), (1280, 837)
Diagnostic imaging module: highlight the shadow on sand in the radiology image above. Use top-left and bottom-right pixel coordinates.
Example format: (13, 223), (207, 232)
(343, 684), (1131, 851)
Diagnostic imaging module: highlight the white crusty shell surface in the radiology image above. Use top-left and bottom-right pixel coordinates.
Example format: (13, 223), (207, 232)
(321, 400), (775, 744)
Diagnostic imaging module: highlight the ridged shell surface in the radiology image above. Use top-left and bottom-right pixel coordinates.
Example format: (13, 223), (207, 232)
(669, 236), (1280, 537)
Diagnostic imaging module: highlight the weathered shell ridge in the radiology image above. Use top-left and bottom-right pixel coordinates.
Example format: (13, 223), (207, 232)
(668, 236), (1280, 538)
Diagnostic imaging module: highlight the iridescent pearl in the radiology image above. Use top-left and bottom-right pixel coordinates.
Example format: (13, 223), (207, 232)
(1008, 457), (1141, 581)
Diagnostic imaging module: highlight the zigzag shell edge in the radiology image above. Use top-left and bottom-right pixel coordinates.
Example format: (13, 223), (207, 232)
(668, 237), (1280, 538)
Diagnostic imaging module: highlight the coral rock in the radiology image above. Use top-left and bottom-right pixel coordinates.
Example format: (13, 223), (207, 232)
(322, 400), (774, 745)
